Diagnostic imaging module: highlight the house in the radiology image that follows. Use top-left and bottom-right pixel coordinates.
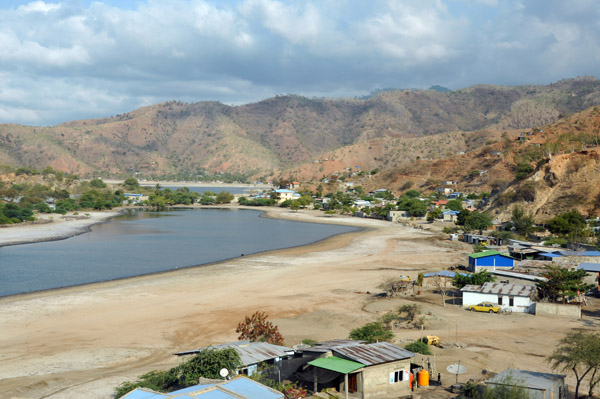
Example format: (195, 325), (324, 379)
(468, 250), (515, 272)
(433, 199), (449, 208)
(461, 282), (535, 313)
(464, 234), (507, 246)
(289, 181), (301, 190)
(484, 368), (567, 399)
(296, 340), (414, 399)
(442, 210), (460, 222)
(387, 210), (411, 222)
(436, 187), (454, 195)
(174, 340), (295, 377)
(442, 180), (457, 185)
(273, 189), (297, 201)
(577, 262), (600, 292)
(447, 192), (462, 199)
(121, 376), (284, 399)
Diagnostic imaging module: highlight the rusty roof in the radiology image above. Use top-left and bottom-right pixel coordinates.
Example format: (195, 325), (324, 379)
(332, 342), (414, 366)
(174, 341), (294, 366)
(462, 282), (535, 297)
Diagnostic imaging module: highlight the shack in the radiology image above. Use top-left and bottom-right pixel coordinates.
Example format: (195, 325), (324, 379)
(468, 250), (515, 272)
(461, 282), (535, 313)
(484, 368), (567, 399)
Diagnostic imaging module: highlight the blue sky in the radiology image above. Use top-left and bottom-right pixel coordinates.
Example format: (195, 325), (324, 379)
(0, 0), (599, 126)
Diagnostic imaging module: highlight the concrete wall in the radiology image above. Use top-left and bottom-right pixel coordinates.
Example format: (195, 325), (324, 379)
(361, 360), (411, 399)
(535, 302), (581, 319)
(462, 292), (533, 313)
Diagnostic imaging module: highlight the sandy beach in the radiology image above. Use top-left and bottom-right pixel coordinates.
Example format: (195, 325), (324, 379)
(0, 207), (598, 399)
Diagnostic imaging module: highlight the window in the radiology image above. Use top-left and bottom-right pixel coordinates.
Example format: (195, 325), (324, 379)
(498, 297), (503, 305)
(390, 370), (407, 383)
(509, 297), (514, 307)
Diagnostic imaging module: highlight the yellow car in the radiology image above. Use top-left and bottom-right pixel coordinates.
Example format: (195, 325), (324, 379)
(468, 302), (502, 313)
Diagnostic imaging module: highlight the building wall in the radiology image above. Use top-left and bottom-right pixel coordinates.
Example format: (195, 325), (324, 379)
(462, 292), (533, 313)
(360, 360), (412, 399)
(535, 302), (581, 319)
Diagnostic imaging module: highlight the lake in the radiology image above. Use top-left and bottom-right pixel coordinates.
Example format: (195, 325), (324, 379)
(0, 208), (359, 297)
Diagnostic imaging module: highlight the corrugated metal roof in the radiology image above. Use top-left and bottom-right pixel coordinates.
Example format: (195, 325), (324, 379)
(578, 263), (600, 272)
(174, 341), (294, 366)
(121, 389), (169, 399)
(540, 252), (562, 258)
(333, 342), (414, 366)
(461, 282), (535, 297)
(315, 339), (365, 348)
(469, 250), (504, 259)
(558, 250), (600, 257)
(485, 368), (565, 391)
(308, 356), (365, 374)
(490, 270), (547, 282)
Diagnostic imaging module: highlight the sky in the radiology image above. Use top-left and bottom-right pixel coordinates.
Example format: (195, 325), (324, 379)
(0, 0), (599, 126)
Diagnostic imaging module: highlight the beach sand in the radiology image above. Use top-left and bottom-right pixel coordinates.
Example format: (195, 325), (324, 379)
(0, 207), (597, 399)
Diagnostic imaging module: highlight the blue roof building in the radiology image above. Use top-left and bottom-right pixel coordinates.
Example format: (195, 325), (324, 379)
(121, 376), (284, 399)
(468, 250), (515, 272)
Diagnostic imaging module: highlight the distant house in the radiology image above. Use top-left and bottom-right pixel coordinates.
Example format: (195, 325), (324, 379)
(289, 181), (301, 190)
(447, 192), (462, 199)
(442, 180), (457, 185)
(461, 282), (535, 313)
(121, 376), (284, 399)
(468, 250), (515, 272)
(464, 233), (507, 246)
(274, 189), (297, 201)
(174, 340), (294, 377)
(436, 187), (454, 195)
(442, 210), (460, 222)
(387, 210), (411, 222)
(577, 262), (600, 292)
(484, 369), (567, 399)
(296, 340), (415, 399)
(433, 199), (449, 208)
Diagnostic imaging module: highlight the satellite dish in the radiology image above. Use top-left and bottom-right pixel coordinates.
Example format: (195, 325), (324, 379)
(219, 368), (229, 378)
(446, 363), (467, 375)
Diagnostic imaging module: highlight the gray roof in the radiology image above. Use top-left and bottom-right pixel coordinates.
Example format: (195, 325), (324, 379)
(461, 282), (535, 297)
(485, 368), (565, 391)
(332, 342), (414, 366)
(578, 262), (600, 272)
(174, 341), (294, 366)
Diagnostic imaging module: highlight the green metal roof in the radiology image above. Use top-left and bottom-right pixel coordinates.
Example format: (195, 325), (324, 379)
(468, 250), (513, 259)
(308, 356), (365, 374)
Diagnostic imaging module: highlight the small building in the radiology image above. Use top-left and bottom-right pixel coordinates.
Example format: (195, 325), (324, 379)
(274, 189), (297, 201)
(577, 262), (600, 292)
(174, 340), (294, 377)
(436, 187), (454, 195)
(468, 250), (515, 272)
(484, 368), (567, 399)
(461, 282), (535, 313)
(387, 210), (410, 222)
(297, 340), (414, 399)
(464, 234), (507, 246)
(442, 210), (460, 222)
(433, 199), (449, 208)
(289, 181), (301, 190)
(121, 375), (284, 399)
(447, 192), (462, 199)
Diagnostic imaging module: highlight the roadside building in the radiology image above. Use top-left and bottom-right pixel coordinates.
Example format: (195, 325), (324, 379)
(461, 282), (535, 313)
(484, 368), (567, 399)
(577, 262), (600, 292)
(468, 250), (515, 272)
(442, 210), (460, 222)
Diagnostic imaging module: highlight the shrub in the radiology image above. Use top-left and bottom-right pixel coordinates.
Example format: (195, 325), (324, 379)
(349, 322), (394, 343)
(404, 341), (432, 355)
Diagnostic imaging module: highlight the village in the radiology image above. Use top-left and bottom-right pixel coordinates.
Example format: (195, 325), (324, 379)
(110, 181), (600, 399)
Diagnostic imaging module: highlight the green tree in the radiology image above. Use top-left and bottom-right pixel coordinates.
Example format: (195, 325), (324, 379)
(123, 177), (140, 190)
(547, 210), (586, 236)
(548, 330), (600, 399)
(89, 178), (107, 188)
(289, 200), (300, 211)
(511, 206), (535, 238)
(349, 322), (393, 343)
(515, 162), (534, 180)
(452, 270), (496, 289)
(465, 212), (493, 232)
(536, 265), (594, 303)
(457, 208), (471, 226)
(215, 191), (234, 204)
(427, 207), (443, 222)
(446, 199), (463, 211)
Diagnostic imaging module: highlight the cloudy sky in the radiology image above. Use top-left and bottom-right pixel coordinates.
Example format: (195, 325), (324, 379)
(0, 0), (599, 126)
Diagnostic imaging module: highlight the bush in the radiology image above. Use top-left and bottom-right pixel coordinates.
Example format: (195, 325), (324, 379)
(404, 341), (432, 355)
(349, 322), (393, 343)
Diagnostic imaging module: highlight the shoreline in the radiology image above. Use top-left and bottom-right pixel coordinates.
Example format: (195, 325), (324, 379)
(0, 206), (372, 300)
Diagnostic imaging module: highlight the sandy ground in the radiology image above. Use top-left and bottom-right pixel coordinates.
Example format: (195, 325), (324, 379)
(0, 208), (599, 399)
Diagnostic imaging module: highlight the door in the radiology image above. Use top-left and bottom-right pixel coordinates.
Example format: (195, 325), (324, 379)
(348, 373), (358, 393)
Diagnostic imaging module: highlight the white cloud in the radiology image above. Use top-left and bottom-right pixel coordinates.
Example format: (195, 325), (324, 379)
(0, 0), (598, 125)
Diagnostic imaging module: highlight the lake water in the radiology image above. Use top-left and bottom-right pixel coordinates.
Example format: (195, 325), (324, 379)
(0, 209), (359, 297)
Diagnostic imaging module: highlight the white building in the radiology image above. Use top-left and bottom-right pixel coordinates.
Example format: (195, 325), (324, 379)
(461, 282), (535, 313)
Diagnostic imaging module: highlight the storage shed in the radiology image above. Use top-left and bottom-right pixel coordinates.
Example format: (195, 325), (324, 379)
(468, 250), (515, 272)
(485, 368), (567, 399)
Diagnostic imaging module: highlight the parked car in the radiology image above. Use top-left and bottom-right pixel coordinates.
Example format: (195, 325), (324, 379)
(468, 302), (502, 313)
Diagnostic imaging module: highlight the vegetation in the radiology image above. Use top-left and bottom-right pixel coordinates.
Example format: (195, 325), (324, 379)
(511, 206), (535, 239)
(547, 210), (586, 236)
(404, 341), (432, 356)
(349, 322), (394, 343)
(236, 311), (284, 345)
(464, 212), (493, 232)
(536, 266), (594, 303)
(548, 329), (600, 399)
(114, 348), (242, 398)
(452, 271), (496, 289)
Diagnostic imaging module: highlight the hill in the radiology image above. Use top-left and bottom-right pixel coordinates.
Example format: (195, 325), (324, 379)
(0, 77), (599, 182)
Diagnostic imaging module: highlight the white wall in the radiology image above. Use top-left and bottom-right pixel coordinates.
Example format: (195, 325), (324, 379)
(462, 292), (533, 313)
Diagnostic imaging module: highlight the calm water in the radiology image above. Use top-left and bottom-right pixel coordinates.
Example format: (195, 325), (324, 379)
(0, 209), (358, 297)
